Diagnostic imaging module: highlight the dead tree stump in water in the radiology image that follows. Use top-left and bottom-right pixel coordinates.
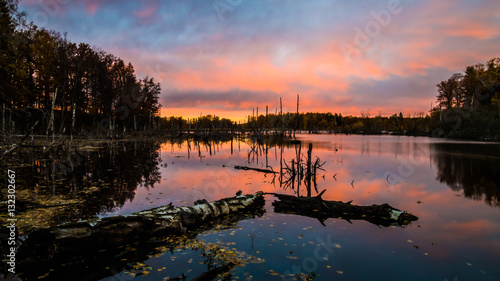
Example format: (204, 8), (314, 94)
(306, 143), (313, 197)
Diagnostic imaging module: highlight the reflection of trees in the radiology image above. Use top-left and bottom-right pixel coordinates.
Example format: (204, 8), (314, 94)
(4, 141), (162, 227)
(73, 141), (162, 216)
(431, 142), (500, 207)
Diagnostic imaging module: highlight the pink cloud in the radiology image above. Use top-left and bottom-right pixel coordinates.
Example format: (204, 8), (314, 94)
(134, 5), (156, 18)
(133, 4), (159, 24)
(86, 2), (98, 15)
(98, 0), (500, 119)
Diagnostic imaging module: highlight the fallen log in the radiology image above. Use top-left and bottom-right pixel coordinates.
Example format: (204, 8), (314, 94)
(269, 190), (418, 227)
(25, 191), (263, 243)
(234, 165), (277, 174)
(13, 192), (265, 281)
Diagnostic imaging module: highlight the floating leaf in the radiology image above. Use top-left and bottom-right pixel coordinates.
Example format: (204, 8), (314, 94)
(37, 273), (50, 279)
(269, 270), (280, 276)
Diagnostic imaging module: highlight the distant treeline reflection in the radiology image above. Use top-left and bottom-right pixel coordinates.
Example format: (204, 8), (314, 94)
(431, 142), (500, 207)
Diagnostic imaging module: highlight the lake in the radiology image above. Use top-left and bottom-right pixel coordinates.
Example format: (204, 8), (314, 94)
(7, 134), (500, 280)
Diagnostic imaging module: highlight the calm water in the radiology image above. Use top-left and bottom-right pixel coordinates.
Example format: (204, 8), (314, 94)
(9, 134), (500, 280)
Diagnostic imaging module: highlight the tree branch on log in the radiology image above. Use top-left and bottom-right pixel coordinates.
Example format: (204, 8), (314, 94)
(268, 191), (418, 227)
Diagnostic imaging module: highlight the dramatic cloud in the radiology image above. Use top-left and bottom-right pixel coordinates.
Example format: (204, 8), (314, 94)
(19, 0), (500, 120)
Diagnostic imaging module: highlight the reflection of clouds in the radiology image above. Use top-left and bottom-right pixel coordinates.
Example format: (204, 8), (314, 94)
(107, 136), (500, 280)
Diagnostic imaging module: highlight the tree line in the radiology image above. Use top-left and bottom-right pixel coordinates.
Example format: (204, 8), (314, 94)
(430, 57), (500, 139)
(0, 0), (162, 138)
(159, 112), (429, 136)
(163, 56), (500, 139)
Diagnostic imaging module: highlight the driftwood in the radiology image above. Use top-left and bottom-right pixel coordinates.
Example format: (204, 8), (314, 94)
(270, 190), (418, 227)
(233, 165), (277, 174)
(14, 192), (265, 281)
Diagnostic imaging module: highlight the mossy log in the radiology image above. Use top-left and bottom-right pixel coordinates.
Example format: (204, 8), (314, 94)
(270, 190), (418, 227)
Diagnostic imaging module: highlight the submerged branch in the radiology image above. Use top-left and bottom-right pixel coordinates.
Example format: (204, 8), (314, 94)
(234, 165), (277, 174)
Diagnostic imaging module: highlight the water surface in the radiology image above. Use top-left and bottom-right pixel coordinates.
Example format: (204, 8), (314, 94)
(98, 134), (500, 280)
(7, 134), (500, 280)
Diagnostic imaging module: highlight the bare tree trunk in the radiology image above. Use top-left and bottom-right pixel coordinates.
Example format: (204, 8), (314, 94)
(8, 108), (12, 136)
(295, 94), (299, 138)
(71, 103), (75, 139)
(47, 88), (58, 143)
(296, 142), (301, 196)
(68, 103), (76, 149)
(2, 104), (5, 142)
(306, 143), (312, 197)
(107, 115), (111, 138)
(280, 97), (283, 135)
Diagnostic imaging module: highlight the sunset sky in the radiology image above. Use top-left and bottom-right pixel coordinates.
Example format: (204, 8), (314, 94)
(19, 0), (500, 121)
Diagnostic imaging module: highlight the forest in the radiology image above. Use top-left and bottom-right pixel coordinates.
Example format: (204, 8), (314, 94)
(1, 0), (162, 138)
(429, 57), (500, 139)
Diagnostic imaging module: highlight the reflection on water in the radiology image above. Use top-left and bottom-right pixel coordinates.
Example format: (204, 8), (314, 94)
(431, 142), (500, 207)
(5, 135), (500, 281)
(0, 141), (162, 232)
(74, 141), (163, 215)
